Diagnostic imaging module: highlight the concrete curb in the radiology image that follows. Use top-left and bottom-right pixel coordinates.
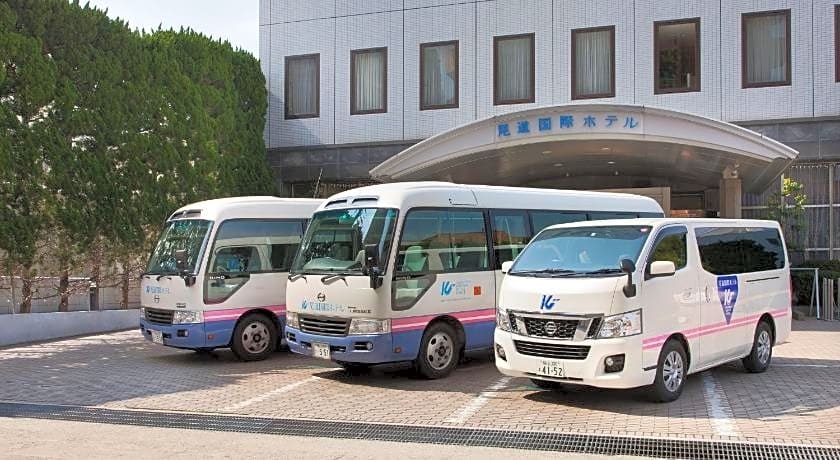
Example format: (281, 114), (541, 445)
(0, 310), (140, 347)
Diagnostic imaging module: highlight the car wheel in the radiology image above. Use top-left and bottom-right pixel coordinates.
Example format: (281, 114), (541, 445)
(742, 321), (773, 373)
(414, 322), (460, 379)
(650, 339), (687, 403)
(231, 314), (277, 362)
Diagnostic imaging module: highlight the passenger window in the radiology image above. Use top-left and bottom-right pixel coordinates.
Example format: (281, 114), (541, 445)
(589, 212), (637, 221)
(396, 209), (489, 273)
(696, 227), (785, 275)
(530, 211), (587, 233)
(648, 228), (687, 273)
(491, 210), (531, 267)
(205, 219), (304, 303)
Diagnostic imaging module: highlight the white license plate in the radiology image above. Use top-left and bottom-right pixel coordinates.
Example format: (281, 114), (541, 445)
(312, 342), (330, 360)
(536, 360), (565, 378)
(151, 330), (164, 345)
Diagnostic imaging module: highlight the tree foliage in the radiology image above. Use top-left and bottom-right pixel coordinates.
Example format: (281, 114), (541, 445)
(766, 177), (808, 250)
(0, 0), (274, 311)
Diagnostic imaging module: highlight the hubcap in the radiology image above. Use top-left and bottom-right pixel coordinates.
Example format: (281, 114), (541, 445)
(757, 330), (772, 364)
(426, 331), (454, 370)
(662, 351), (684, 393)
(241, 322), (270, 354)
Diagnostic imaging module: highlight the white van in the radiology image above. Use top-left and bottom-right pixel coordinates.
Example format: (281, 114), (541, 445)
(285, 182), (664, 378)
(494, 218), (791, 401)
(140, 197), (322, 361)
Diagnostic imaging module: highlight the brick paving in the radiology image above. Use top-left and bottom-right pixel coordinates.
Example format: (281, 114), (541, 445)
(0, 320), (837, 446)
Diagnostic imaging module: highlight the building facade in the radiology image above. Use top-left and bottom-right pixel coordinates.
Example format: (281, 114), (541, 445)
(260, 0), (840, 258)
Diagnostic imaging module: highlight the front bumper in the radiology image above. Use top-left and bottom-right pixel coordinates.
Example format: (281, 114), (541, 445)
(139, 319), (229, 349)
(285, 326), (399, 364)
(493, 328), (654, 389)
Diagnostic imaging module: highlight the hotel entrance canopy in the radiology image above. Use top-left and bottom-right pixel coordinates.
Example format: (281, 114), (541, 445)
(370, 104), (797, 193)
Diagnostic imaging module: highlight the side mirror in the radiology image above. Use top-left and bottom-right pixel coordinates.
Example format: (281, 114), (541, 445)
(501, 261), (514, 274)
(174, 249), (188, 272)
(619, 258), (637, 298)
(649, 261), (677, 278)
(363, 243), (383, 289)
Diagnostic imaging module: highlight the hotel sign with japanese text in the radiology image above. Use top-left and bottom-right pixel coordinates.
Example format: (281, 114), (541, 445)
(495, 112), (642, 140)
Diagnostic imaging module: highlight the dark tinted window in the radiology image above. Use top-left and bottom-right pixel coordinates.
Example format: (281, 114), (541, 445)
(589, 212), (637, 221)
(530, 211), (587, 233)
(491, 210), (531, 267)
(210, 220), (304, 273)
(649, 227), (687, 271)
(696, 227), (785, 275)
(396, 209), (489, 273)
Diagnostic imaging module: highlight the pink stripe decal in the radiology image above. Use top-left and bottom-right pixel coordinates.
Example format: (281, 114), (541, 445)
(642, 308), (789, 351)
(391, 308), (496, 332)
(204, 305), (286, 323)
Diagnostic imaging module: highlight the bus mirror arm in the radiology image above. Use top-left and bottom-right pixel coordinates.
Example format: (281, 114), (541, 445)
(363, 244), (383, 289)
(620, 259), (637, 298)
(179, 272), (196, 287)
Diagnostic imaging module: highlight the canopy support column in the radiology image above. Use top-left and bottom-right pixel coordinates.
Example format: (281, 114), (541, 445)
(719, 166), (742, 218)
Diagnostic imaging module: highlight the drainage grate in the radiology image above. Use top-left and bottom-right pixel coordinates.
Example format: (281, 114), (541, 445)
(0, 402), (838, 460)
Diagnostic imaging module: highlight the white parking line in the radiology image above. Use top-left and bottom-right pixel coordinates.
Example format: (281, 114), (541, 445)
(223, 376), (319, 411)
(443, 376), (511, 425)
(701, 372), (740, 438)
(774, 363), (840, 368)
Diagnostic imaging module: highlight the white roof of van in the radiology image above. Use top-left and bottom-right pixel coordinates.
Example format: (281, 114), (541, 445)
(540, 217), (783, 233)
(169, 196), (323, 222)
(317, 182), (664, 214)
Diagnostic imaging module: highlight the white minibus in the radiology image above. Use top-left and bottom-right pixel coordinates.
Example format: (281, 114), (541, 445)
(284, 182), (664, 378)
(494, 218), (791, 401)
(140, 197), (322, 361)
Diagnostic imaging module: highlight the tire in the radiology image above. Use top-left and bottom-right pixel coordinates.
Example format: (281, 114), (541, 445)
(414, 321), (461, 379)
(530, 378), (568, 391)
(650, 339), (688, 403)
(231, 314), (277, 362)
(336, 361), (372, 375)
(742, 321), (773, 373)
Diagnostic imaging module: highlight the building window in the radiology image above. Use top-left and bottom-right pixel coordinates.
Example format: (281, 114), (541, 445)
(836, 5), (839, 82)
(420, 41), (459, 110)
(571, 26), (615, 100)
(351, 47), (387, 115)
(493, 33), (535, 105)
(284, 54), (319, 119)
(654, 18), (700, 94)
(742, 10), (791, 88)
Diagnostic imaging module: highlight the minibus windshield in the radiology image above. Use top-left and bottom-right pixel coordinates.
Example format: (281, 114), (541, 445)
(510, 226), (652, 277)
(146, 219), (212, 275)
(291, 208), (398, 274)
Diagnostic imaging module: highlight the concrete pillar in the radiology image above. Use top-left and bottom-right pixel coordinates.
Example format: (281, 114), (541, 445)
(718, 177), (742, 219)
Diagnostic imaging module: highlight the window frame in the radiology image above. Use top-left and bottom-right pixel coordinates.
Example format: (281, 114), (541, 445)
(205, 218), (306, 276)
(836, 5), (839, 82)
(493, 33), (536, 106)
(653, 18), (701, 94)
(645, 225), (688, 279)
(350, 47), (388, 115)
(741, 9), (792, 89)
(695, 226), (787, 276)
(489, 209), (534, 270)
(419, 40), (460, 110)
(571, 25), (616, 100)
(284, 53), (320, 120)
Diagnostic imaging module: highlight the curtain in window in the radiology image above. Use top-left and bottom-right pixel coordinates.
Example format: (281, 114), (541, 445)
(745, 14), (787, 85)
(353, 50), (386, 112)
(575, 29), (612, 97)
(287, 56), (317, 116)
(422, 44), (457, 107)
(496, 36), (532, 102)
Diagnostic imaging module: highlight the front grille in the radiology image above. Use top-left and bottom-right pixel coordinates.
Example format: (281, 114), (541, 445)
(145, 308), (174, 325)
(514, 314), (578, 339)
(299, 315), (349, 336)
(514, 340), (590, 360)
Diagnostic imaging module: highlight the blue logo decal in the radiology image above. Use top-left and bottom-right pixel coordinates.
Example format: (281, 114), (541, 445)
(301, 300), (308, 310)
(441, 281), (454, 296)
(539, 295), (556, 311)
(717, 275), (739, 324)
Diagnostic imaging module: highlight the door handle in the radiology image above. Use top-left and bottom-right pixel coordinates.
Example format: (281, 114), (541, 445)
(704, 285), (711, 303)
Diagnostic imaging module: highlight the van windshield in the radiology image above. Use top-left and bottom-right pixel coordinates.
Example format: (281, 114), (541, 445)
(509, 226), (652, 277)
(291, 208), (398, 274)
(146, 219), (213, 275)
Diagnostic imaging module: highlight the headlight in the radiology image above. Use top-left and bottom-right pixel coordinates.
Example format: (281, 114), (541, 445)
(286, 311), (300, 329)
(597, 310), (642, 338)
(496, 307), (512, 332)
(140, 307), (146, 318)
(348, 318), (391, 335)
(172, 310), (203, 325)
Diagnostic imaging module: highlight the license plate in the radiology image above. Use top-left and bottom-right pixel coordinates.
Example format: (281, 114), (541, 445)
(312, 342), (330, 360)
(151, 330), (164, 345)
(536, 360), (565, 378)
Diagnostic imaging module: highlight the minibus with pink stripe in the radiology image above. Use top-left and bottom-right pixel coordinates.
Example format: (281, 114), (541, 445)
(284, 182), (664, 378)
(494, 218), (791, 401)
(140, 197), (322, 361)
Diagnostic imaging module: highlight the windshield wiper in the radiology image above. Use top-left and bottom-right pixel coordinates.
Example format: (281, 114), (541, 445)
(511, 268), (578, 277)
(288, 273), (306, 281)
(321, 272), (352, 284)
(573, 268), (624, 276)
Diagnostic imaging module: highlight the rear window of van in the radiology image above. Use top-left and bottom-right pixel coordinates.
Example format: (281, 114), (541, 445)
(695, 227), (785, 275)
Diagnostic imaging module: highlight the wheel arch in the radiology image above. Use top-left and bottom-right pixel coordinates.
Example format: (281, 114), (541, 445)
(758, 312), (776, 341)
(229, 308), (280, 346)
(425, 315), (466, 354)
(665, 333), (692, 371)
